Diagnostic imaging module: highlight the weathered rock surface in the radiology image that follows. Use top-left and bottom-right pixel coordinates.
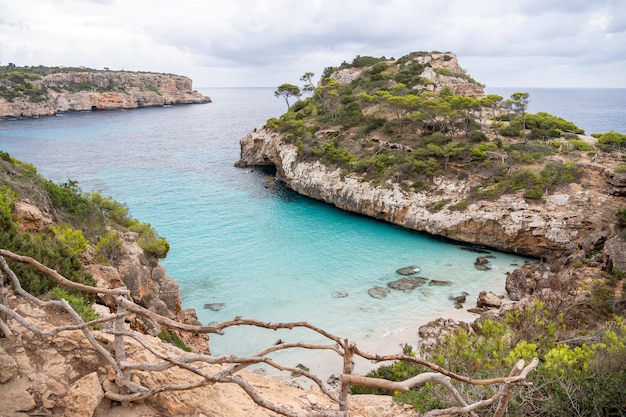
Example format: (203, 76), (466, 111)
(368, 286), (390, 299)
(83, 231), (207, 352)
(0, 71), (210, 118)
(236, 126), (624, 260)
(477, 291), (503, 309)
(63, 373), (103, 417)
(396, 265), (421, 275)
(388, 277), (428, 292)
(418, 318), (470, 352)
(604, 235), (626, 274)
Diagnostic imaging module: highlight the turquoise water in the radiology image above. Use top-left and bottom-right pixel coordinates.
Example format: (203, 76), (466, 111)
(0, 87), (556, 371)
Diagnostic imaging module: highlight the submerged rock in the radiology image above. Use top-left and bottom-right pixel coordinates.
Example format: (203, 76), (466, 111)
(460, 246), (491, 254)
(388, 277), (427, 293)
(428, 280), (453, 287)
(396, 265), (421, 275)
(332, 291), (348, 298)
(368, 286), (390, 299)
(204, 303), (225, 311)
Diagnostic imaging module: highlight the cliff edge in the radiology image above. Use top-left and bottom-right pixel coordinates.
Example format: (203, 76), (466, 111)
(0, 66), (210, 118)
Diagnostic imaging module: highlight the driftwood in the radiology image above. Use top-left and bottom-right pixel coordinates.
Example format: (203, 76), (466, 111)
(0, 248), (538, 416)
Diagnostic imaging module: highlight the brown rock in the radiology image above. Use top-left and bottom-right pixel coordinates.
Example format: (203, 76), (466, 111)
(387, 277), (427, 292)
(0, 386), (36, 413)
(604, 235), (626, 274)
(418, 318), (470, 351)
(476, 291), (502, 309)
(63, 372), (104, 417)
(0, 346), (18, 383)
(13, 201), (53, 231)
(368, 286), (390, 299)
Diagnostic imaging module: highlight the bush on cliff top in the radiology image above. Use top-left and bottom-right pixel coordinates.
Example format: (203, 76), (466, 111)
(269, 55), (606, 198)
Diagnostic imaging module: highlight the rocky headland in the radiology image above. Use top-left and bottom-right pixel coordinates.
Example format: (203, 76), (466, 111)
(0, 67), (210, 119)
(237, 125), (626, 260)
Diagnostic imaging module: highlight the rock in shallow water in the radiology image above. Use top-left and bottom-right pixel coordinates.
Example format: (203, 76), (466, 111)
(388, 277), (428, 293)
(204, 303), (225, 311)
(368, 286), (390, 299)
(332, 291), (348, 298)
(428, 279), (453, 286)
(396, 265), (421, 275)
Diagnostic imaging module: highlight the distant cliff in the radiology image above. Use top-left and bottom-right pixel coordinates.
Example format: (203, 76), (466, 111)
(0, 66), (210, 118)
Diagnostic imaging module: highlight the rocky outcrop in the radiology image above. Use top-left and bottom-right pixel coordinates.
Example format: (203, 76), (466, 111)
(84, 230), (206, 351)
(0, 71), (210, 118)
(236, 127), (624, 260)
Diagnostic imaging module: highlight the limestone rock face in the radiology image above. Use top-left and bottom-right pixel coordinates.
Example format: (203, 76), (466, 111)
(85, 231), (191, 342)
(237, 127), (623, 260)
(0, 71), (210, 118)
(604, 235), (626, 273)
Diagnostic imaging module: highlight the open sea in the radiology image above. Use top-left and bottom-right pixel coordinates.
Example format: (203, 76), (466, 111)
(0, 87), (624, 376)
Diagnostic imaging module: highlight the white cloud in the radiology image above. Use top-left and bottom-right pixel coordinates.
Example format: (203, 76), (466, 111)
(0, 0), (624, 88)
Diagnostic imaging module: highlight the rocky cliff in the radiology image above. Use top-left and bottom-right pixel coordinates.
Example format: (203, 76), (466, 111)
(237, 126), (625, 260)
(235, 51), (626, 260)
(0, 70), (210, 118)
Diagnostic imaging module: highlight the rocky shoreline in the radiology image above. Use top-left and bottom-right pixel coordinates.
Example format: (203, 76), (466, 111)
(0, 70), (210, 119)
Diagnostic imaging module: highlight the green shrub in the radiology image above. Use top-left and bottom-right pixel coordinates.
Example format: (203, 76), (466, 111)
(158, 326), (191, 352)
(49, 287), (98, 324)
(91, 192), (131, 227)
(313, 139), (355, 167)
(49, 224), (88, 255)
(128, 219), (170, 259)
(42, 179), (106, 238)
(94, 231), (123, 265)
(594, 131), (626, 151)
(448, 199), (469, 211)
(469, 131), (487, 143)
(567, 139), (594, 152)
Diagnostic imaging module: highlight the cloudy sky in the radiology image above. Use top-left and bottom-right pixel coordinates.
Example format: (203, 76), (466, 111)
(0, 0), (624, 89)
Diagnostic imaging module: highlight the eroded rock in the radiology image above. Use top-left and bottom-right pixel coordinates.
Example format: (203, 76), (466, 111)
(368, 286), (390, 299)
(476, 291), (502, 309)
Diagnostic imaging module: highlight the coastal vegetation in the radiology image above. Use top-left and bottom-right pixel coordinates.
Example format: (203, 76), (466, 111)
(0, 151), (169, 319)
(268, 53), (616, 205)
(0, 64), (128, 102)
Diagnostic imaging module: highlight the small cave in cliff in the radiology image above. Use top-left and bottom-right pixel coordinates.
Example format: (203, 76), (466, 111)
(255, 165), (277, 176)
(91, 106), (98, 111)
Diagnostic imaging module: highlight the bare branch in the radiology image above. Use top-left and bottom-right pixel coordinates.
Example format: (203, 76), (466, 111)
(214, 316), (344, 345)
(116, 296), (223, 334)
(0, 249), (130, 296)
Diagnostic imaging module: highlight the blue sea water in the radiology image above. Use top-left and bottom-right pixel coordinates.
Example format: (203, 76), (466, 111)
(1, 87), (621, 374)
